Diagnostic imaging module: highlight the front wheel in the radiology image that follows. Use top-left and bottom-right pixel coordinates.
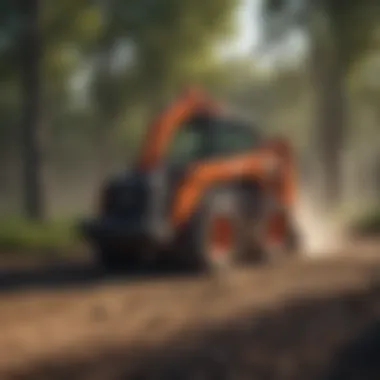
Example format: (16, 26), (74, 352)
(176, 189), (248, 273)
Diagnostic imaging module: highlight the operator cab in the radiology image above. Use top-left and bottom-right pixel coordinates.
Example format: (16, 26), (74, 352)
(165, 113), (263, 169)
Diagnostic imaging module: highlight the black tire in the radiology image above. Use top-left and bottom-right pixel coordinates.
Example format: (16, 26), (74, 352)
(175, 188), (248, 273)
(94, 242), (144, 273)
(95, 245), (124, 273)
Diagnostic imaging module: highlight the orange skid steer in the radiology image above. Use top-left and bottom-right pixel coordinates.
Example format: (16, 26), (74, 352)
(80, 88), (301, 272)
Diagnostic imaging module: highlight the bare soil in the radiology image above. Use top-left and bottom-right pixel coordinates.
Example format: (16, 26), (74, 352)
(0, 243), (379, 380)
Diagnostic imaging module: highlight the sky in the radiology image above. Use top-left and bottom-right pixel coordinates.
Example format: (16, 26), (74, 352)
(224, 0), (262, 58)
(227, 0), (307, 67)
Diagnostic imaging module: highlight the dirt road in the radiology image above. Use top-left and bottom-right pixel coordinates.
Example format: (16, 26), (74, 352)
(0, 245), (380, 380)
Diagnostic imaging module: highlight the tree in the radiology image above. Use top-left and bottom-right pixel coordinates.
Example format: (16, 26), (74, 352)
(20, 0), (45, 220)
(0, 0), (102, 218)
(262, 0), (380, 209)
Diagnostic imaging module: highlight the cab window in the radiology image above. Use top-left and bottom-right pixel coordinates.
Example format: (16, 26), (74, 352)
(165, 116), (208, 166)
(210, 119), (258, 157)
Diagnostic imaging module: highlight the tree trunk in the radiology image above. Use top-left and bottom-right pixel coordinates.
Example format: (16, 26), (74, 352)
(93, 35), (117, 182)
(21, 0), (46, 221)
(308, 8), (346, 211)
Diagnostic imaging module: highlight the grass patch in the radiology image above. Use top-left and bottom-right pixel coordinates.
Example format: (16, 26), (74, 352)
(0, 218), (82, 257)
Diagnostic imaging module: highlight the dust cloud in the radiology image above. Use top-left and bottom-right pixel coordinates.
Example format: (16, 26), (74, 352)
(294, 190), (346, 258)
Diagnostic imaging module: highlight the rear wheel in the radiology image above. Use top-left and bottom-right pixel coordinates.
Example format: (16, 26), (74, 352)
(176, 189), (247, 272)
(207, 215), (236, 266)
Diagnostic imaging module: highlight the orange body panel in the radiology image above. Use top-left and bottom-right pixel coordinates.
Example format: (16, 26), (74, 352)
(137, 87), (220, 171)
(170, 138), (297, 230)
(170, 150), (290, 227)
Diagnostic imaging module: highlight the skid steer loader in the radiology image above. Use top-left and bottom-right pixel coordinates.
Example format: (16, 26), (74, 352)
(80, 88), (300, 272)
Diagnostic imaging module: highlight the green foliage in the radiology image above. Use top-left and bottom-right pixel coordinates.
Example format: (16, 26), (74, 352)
(262, 0), (380, 72)
(0, 218), (79, 255)
(0, 0), (239, 116)
(91, 0), (239, 111)
(43, 0), (102, 86)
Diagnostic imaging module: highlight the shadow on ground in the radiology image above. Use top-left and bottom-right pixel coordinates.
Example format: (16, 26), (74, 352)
(5, 281), (380, 380)
(0, 258), (197, 294)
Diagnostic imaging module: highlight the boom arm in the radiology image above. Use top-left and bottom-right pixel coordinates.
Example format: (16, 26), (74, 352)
(136, 87), (220, 171)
